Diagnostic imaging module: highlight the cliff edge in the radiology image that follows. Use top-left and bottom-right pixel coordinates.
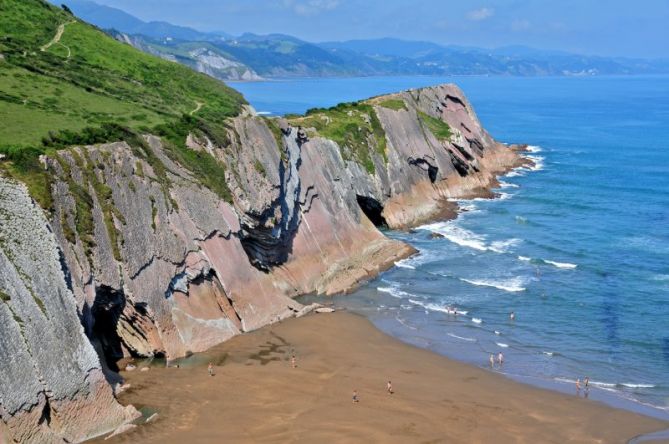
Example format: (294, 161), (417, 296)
(0, 83), (524, 442)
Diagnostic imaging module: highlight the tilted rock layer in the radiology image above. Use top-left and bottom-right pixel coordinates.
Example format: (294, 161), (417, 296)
(0, 84), (523, 442)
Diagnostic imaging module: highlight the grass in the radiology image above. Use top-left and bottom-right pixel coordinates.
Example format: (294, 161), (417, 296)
(0, 0), (246, 208)
(287, 101), (387, 174)
(263, 117), (287, 161)
(254, 159), (266, 177)
(377, 98), (407, 111)
(418, 111), (452, 141)
(153, 115), (233, 203)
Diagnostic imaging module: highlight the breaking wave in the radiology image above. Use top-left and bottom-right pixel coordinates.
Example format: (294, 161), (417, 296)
(377, 286), (415, 299)
(544, 260), (577, 269)
(418, 222), (520, 254)
(460, 277), (526, 292)
(447, 333), (477, 342)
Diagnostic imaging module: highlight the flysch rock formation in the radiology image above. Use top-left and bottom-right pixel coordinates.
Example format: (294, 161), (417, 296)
(0, 178), (138, 444)
(0, 84), (525, 442)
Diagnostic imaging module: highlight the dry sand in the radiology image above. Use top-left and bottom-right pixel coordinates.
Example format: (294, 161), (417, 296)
(100, 311), (668, 444)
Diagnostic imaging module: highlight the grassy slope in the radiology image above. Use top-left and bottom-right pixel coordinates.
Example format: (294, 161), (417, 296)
(0, 0), (248, 210)
(0, 0), (245, 148)
(286, 101), (388, 174)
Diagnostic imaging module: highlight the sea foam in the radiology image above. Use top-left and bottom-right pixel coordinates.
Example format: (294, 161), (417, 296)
(460, 277), (526, 292)
(544, 260), (577, 269)
(447, 333), (477, 342)
(418, 222), (520, 254)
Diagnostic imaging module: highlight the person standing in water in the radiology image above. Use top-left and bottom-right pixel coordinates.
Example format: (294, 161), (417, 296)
(489, 354), (495, 368)
(510, 311), (516, 321)
(576, 378), (582, 393)
(497, 352), (504, 366)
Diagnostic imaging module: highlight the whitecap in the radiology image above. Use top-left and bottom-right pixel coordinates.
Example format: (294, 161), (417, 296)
(256, 111), (273, 115)
(407, 299), (468, 315)
(418, 222), (520, 254)
(505, 168), (526, 178)
(494, 330), (501, 335)
(394, 260), (416, 270)
(515, 216), (528, 224)
(460, 276), (526, 293)
(542, 351), (554, 356)
(377, 286), (414, 299)
(526, 145), (542, 153)
(590, 381), (616, 387)
(496, 342), (509, 348)
(526, 155), (545, 171)
(419, 223), (488, 251)
(459, 203), (479, 212)
(544, 260), (577, 269)
(489, 238), (521, 253)
(472, 318), (483, 324)
(497, 192), (513, 200)
(620, 383), (655, 389)
(447, 333), (476, 342)
(498, 181), (519, 189)
(518, 255), (532, 262)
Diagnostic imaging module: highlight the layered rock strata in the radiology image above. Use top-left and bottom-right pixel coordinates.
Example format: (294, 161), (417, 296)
(0, 84), (523, 442)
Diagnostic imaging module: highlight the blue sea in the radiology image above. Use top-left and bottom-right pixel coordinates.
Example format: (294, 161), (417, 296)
(231, 76), (669, 419)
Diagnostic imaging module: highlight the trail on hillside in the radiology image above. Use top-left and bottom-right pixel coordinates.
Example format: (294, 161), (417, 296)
(40, 21), (75, 58)
(190, 101), (204, 115)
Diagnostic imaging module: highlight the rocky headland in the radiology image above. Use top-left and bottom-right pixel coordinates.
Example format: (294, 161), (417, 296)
(0, 83), (525, 442)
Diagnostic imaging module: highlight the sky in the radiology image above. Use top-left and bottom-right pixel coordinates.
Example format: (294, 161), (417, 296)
(88, 0), (669, 58)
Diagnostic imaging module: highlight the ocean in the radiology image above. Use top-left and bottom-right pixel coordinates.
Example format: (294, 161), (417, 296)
(230, 75), (669, 419)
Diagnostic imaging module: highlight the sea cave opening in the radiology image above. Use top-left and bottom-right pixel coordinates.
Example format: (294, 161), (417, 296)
(356, 195), (388, 228)
(89, 285), (127, 376)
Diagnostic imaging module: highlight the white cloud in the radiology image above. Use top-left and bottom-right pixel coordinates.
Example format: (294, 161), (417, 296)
(467, 7), (494, 21)
(283, 0), (340, 16)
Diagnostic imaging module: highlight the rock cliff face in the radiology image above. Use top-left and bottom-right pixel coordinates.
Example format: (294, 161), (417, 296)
(0, 179), (137, 443)
(0, 84), (523, 442)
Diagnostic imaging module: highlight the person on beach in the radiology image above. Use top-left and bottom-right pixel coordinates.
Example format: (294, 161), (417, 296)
(208, 362), (214, 377)
(498, 352), (504, 366)
(510, 311), (516, 321)
(489, 354), (495, 368)
(291, 354), (297, 368)
(352, 390), (359, 403)
(387, 380), (394, 395)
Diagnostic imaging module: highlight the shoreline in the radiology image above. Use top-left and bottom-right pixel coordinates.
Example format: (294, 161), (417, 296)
(96, 310), (667, 443)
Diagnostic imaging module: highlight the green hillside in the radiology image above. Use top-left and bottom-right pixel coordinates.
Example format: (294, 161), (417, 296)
(0, 0), (245, 147)
(0, 0), (246, 207)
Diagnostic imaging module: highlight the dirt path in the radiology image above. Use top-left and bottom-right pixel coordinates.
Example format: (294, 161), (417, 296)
(40, 21), (75, 58)
(190, 101), (204, 115)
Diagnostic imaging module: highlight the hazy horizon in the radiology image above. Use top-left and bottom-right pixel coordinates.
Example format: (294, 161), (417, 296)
(76, 0), (669, 59)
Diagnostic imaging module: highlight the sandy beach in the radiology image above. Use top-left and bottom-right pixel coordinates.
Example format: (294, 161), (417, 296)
(99, 311), (668, 444)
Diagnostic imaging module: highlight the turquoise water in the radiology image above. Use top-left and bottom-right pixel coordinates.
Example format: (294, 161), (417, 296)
(231, 76), (669, 418)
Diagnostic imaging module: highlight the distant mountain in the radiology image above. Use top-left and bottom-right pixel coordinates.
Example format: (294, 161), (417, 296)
(59, 0), (669, 80)
(61, 0), (230, 40)
(320, 38), (444, 59)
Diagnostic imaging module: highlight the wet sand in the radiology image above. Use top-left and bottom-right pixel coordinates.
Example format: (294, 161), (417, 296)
(100, 311), (667, 443)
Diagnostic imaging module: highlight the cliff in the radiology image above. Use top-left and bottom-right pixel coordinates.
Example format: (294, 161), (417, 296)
(0, 83), (524, 442)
